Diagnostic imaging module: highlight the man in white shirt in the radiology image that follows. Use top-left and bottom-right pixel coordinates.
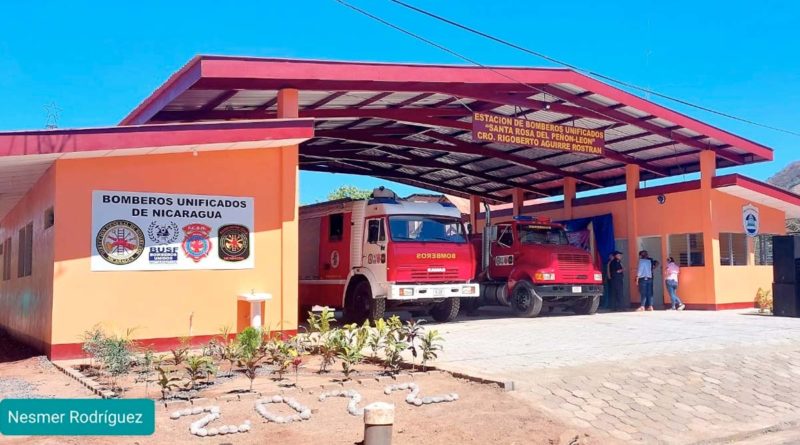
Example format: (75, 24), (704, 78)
(636, 250), (654, 311)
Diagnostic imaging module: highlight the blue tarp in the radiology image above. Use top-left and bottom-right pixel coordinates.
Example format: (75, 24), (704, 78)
(557, 214), (616, 308)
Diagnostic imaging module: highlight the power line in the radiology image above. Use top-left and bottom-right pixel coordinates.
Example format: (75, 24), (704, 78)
(387, 0), (800, 138)
(333, 0), (688, 169)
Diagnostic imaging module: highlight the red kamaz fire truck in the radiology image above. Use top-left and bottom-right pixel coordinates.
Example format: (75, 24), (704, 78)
(466, 213), (604, 317)
(299, 187), (478, 322)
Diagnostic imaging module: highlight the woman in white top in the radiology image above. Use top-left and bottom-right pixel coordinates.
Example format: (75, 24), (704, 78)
(665, 257), (685, 310)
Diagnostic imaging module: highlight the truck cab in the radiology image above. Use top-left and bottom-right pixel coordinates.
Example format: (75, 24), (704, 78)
(470, 216), (603, 317)
(299, 188), (479, 323)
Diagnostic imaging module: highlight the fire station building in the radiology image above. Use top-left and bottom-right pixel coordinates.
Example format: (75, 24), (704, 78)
(0, 55), (798, 358)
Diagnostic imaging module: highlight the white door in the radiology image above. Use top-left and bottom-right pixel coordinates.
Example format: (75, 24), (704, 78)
(364, 217), (388, 284)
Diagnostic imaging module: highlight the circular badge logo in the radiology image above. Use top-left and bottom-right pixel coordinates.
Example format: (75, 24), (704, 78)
(148, 221), (179, 245)
(218, 224), (250, 262)
(330, 250), (340, 269)
(182, 223), (212, 263)
(96, 220), (145, 265)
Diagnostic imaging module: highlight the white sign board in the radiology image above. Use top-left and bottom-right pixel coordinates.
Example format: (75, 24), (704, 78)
(91, 190), (254, 271)
(743, 203), (759, 238)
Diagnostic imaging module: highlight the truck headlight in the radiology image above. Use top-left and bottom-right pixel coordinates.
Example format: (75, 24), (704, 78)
(398, 288), (414, 297)
(594, 273), (603, 281)
(461, 286), (476, 295)
(534, 272), (556, 281)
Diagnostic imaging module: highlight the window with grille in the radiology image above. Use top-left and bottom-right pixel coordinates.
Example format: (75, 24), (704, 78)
(17, 223), (33, 278)
(754, 234), (774, 265)
(668, 233), (705, 267)
(719, 233), (748, 266)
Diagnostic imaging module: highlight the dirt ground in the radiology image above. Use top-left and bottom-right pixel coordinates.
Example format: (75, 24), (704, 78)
(0, 331), (604, 445)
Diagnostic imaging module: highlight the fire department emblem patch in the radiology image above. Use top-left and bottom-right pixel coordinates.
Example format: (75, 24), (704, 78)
(182, 223), (212, 263)
(218, 224), (250, 262)
(96, 219), (145, 265)
(147, 221), (179, 245)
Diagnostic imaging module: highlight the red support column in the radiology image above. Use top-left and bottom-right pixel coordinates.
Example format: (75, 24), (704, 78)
(469, 195), (481, 234)
(512, 188), (525, 217)
(563, 177), (577, 220)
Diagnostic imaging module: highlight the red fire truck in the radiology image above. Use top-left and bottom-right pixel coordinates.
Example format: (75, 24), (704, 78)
(299, 187), (479, 322)
(467, 214), (604, 317)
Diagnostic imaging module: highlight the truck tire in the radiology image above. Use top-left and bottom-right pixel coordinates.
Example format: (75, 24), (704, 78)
(510, 280), (543, 318)
(573, 295), (600, 315)
(344, 280), (385, 323)
(431, 297), (460, 322)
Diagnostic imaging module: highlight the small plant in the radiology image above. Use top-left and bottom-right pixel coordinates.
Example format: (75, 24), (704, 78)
(266, 337), (296, 381)
(318, 332), (339, 373)
(184, 355), (214, 390)
(332, 323), (368, 380)
(135, 347), (156, 396)
(97, 333), (135, 395)
(756, 287), (773, 313)
(368, 318), (388, 359)
(209, 326), (239, 376)
(155, 363), (181, 400)
(236, 327), (267, 391)
(403, 319), (425, 370)
(81, 325), (107, 372)
(291, 355), (303, 386)
(383, 316), (408, 373)
(307, 308), (336, 339)
(420, 329), (444, 370)
(169, 336), (191, 367)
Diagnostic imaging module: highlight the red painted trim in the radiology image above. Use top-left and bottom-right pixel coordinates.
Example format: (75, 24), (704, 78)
(121, 57), (203, 126)
(713, 174), (800, 207)
(118, 56), (773, 164)
(0, 119), (314, 157)
(49, 330), (299, 361)
(684, 302), (757, 311)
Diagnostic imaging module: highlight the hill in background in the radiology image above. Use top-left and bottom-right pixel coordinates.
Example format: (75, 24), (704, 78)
(767, 161), (800, 233)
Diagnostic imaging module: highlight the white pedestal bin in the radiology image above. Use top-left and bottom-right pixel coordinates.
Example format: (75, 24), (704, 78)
(238, 292), (272, 328)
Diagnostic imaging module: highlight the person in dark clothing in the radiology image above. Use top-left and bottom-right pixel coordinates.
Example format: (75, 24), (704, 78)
(609, 251), (625, 311)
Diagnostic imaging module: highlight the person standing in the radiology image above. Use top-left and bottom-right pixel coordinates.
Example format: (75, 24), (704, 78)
(609, 251), (625, 311)
(636, 250), (654, 311)
(665, 257), (685, 310)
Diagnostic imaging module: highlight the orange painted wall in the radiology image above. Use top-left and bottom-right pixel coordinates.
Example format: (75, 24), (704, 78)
(0, 166), (56, 352)
(483, 185), (787, 308)
(50, 147), (298, 350)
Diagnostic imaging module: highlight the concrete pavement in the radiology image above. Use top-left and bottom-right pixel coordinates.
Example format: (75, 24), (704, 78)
(431, 308), (800, 444)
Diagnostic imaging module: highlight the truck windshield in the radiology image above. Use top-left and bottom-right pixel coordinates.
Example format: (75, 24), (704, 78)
(518, 224), (569, 245)
(388, 215), (466, 243)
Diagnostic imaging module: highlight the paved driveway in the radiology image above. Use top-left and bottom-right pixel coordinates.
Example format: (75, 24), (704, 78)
(432, 308), (800, 444)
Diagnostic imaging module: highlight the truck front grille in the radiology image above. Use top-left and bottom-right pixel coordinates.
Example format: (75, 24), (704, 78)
(404, 267), (461, 281)
(557, 253), (591, 270)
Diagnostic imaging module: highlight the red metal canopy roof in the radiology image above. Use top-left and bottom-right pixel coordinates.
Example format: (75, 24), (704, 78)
(121, 55), (773, 203)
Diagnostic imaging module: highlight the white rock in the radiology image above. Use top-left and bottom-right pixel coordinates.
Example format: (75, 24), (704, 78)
(384, 387), (392, 395)
(170, 412), (181, 420)
(399, 383), (409, 390)
(219, 426), (230, 434)
(300, 410), (311, 420)
(191, 406), (203, 414)
(229, 425), (239, 433)
(208, 428), (218, 436)
(409, 383), (418, 390)
(197, 429), (208, 437)
(432, 396), (443, 403)
(273, 416), (285, 424)
(180, 408), (192, 416)
(210, 406), (220, 414)
(414, 398), (423, 406)
(272, 395), (283, 403)
(451, 393), (459, 400)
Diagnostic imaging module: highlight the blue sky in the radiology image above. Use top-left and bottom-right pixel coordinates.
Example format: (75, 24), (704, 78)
(0, 1), (797, 204)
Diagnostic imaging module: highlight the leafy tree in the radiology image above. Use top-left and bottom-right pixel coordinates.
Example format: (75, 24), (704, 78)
(327, 185), (372, 201)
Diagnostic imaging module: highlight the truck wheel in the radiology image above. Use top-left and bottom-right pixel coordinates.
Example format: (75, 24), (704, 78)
(431, 298), (460, 322)
(510, 280), (543, 318)
(344, 280), (385, 323)
(573, 295), (600, 315)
